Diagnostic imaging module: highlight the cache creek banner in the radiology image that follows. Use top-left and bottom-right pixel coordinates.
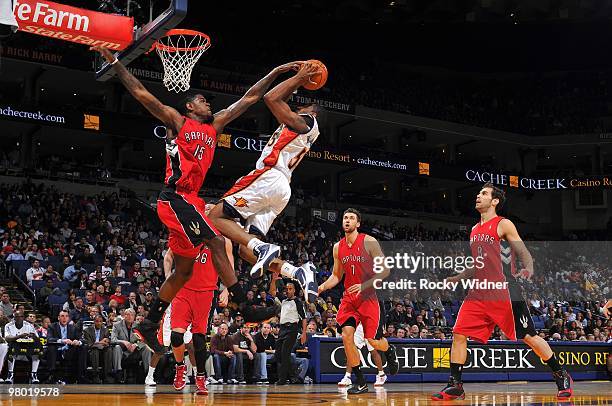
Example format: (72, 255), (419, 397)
(310, 338), (610, 383)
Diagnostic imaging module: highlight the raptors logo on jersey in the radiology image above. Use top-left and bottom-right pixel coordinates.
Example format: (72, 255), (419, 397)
(338, 233), (375, 298)
(165, 117), (217, 193)
(468, 216), (515, 299)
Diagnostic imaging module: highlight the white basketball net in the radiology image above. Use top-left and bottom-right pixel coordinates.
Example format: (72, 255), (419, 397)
(154, 31), (211, 93)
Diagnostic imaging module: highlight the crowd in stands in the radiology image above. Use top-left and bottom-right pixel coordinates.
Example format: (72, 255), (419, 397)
(0, 181), (610, 384)
(3, 33), (612, 137)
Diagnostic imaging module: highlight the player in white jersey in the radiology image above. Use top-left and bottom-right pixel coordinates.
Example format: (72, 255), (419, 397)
(208, 62), (324, 304)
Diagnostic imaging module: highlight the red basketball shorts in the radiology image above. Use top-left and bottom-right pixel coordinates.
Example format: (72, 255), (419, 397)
(336, 295), (383, 340)
(453, 297), (536, 344)
(170, 289), (214, 335)
(157, 189), (219, 258)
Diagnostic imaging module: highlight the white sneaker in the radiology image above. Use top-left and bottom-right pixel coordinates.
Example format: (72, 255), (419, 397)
(207, 376), (218, 384)
(337, 376), (352, 387)
(374, 374), (387, 387)
(294, 262), (318, 304)
(228, 378), (238, 384)
(304, 376), (313, 384)
(145, 375), (156, 386)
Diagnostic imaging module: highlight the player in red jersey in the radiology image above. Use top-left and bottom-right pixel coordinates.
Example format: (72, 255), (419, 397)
(91, 46), (301, 352)
(318, 208), (399, 395)
(432, 183), (573, 401)
(164, 240), (229, 395)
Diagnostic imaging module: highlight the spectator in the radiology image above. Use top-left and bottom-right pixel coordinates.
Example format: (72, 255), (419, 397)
(231, 324), (257, 384)
(3, 311), (41, 384)
(36, 317), (51, 338)
(429, 308), (447, 327)
(388, 303), (408, 325)
(0, 293), (13, 318)
(42, 265), (61, 282)
(83, 315), (113, 384)
(24, 244), (43, 261)
(210, 322), (235, 384)
(253, 322), (276, 383)
(126, 292), (140, 311)
(101, 258), (112, 278)
(94, 285), (109, 305)
(26, 259), (44, 286)
(69, 297), (87, 324)
(45, 310), (87, 384)
(384, 324), (396, 338)
(63, 260), (85, 285)
(396, 327), (407, 338)
(110, 308), (151, 383)
(110, 286), (127, 307)
(38, 279), (55, 308)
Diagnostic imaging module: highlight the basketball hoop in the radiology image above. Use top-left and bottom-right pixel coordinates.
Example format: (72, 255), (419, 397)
(151, 29), (211, 93)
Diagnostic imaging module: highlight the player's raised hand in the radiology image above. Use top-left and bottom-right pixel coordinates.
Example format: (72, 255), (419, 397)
(274, 61), (305, 74)
(295, 61), (322, 86)
(89, 46), (116, 63)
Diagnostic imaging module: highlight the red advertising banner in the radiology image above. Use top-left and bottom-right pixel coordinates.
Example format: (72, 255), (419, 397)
(14, 0), (134, 50)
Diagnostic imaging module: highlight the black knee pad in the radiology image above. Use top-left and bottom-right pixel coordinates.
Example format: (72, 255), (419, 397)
(170, 331), (185, 348)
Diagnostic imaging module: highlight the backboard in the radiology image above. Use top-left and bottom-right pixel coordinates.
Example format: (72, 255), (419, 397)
(95, 0), (187, 81)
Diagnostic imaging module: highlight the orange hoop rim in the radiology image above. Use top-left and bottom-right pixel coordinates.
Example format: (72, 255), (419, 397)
(152, 28), (211, 53)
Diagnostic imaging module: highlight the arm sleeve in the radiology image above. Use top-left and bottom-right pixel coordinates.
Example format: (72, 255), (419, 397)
(295, 299), (307, 320)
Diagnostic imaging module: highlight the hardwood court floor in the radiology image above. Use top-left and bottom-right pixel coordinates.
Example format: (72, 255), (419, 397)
(0, 381), (610, 406)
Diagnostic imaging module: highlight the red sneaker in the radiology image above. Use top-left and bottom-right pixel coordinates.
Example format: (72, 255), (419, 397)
(195, 375), (208, 395)
(554, 370), (573, 399)
(431, 377), (465, 401)
(173, 364), (187, 391)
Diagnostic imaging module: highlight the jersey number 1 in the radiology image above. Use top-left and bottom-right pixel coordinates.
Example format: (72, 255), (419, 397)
(350, 264), (355, 275)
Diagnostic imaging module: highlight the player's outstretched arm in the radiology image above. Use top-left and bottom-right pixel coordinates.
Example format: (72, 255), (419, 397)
(163, 248), (174, 279)
(499, 218), (534, 279)
(91, 46), (183, 131)
(212, 61), (303, 133)
(318, 242), (344, 294)
(264, 62), (321, 133)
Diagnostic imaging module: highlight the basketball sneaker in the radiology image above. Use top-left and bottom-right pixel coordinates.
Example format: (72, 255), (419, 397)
(195, 375), (208, 395)
(385, 344), (399, 375)
(134, 319), (164, 354)
(374, 373), (387, 387)
(173, 364), (187, 391)
(5, 372), (13, 384)
(145, 375), (156, 386)
(251, 243), (281, 278)
(337, 375), (352, 387)
(431, 377), (465, 401)
(553, 370), (573, 399)
(347, 383), (368, 394)
(30, 372), (39, 384)
(294, 262), (318, 304)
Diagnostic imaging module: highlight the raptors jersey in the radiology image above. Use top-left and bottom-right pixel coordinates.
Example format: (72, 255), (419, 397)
(338, 233), (376, 299)
(256, 114), (319, 181)
(468, 216), (515, 299)
(165, 117), (217, 193)
(183, 245), (218, 291)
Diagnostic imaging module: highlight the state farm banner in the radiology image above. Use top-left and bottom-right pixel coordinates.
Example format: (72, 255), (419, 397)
(14, 0), (133, 50)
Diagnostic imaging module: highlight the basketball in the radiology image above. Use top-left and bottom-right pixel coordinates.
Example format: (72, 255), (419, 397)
(303, 59), (328, 90)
